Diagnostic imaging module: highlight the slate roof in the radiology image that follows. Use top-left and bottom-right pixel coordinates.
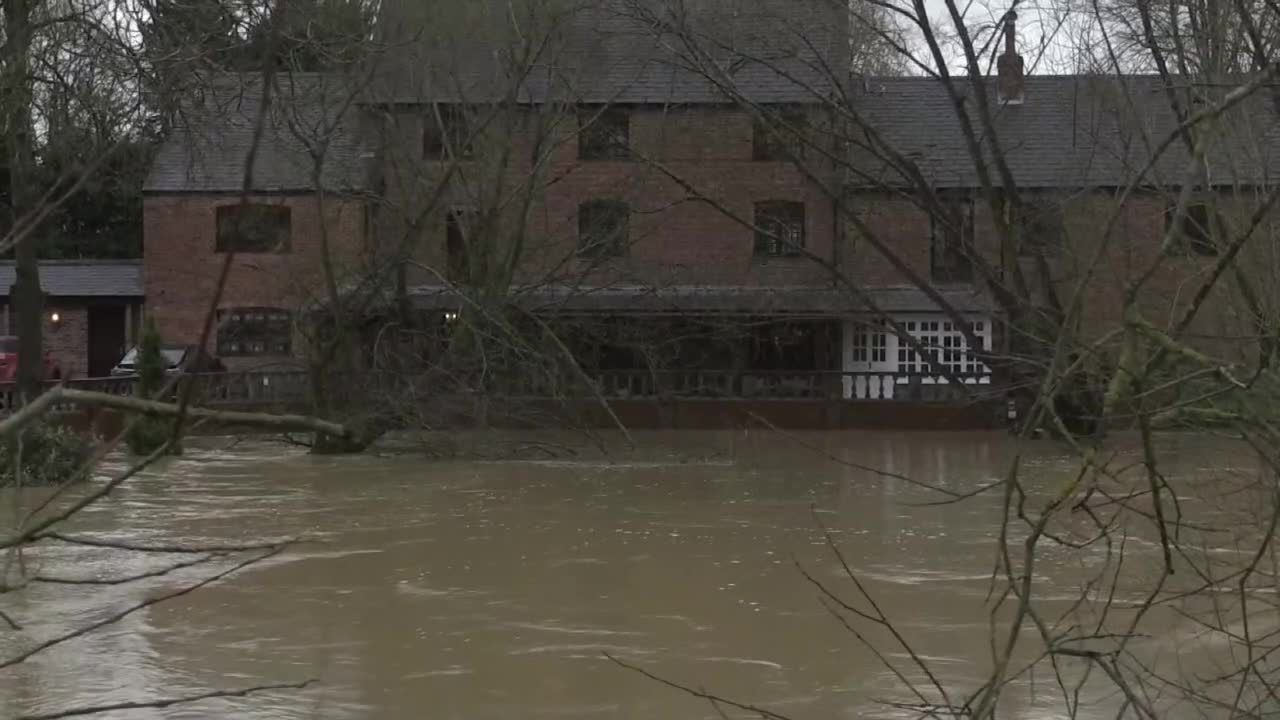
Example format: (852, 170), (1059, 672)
(0, 261), (143, 298)
(406, 285), (995, 315)
(850, 74), (1280, 189)
(145, 73), (371, 193)
(370, 0), (843, 104)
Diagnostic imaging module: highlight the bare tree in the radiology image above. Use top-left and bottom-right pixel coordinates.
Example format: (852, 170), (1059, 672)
(0, 1), (375, 717)
(514, 0), (1280, 717)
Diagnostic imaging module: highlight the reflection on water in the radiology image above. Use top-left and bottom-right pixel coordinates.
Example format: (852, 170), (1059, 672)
(0, 430), (1250, 719)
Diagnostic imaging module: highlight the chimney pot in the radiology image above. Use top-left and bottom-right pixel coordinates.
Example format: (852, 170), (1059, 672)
(997, 10), (1024, 105)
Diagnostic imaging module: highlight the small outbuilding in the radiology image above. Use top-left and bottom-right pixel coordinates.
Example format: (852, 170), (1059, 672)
(0, 260), (144, 379)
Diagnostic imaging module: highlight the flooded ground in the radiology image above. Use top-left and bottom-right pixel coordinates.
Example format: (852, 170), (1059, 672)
(0, 430), (1259, 719)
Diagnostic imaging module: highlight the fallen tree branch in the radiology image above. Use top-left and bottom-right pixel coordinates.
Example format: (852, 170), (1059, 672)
(56, 388), (352, 438)
(0, 389), (64, 439)
(35, 532), (298, 554)
(29, 552), (221, 586)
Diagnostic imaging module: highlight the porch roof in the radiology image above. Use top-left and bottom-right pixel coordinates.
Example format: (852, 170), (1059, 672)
(0, 260), (143, 299)
(406, 285), (996, 315)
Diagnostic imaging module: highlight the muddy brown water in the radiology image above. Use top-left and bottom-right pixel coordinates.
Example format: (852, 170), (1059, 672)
(0, 431), (1258, 719)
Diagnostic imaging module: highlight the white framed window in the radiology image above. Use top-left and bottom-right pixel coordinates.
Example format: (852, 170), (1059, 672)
(891, 315), (991, 384)
(851, 328), (868, 363)
(871, 330), (887, 363)
(897, 320), (919, 373)
(850, 320), (889, 365)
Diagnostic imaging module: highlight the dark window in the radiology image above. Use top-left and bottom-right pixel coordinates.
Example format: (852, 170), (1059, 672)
(578, 200), (629, 258)
(215, 204), (291, 253)
(749, 322), (819, 371)
(424, 104), (473, 159)
(930, 197), (974, 282)
(1166, 202), (1222, 256)
(578, 107), (630, 160)
(1017, 200), (1067, 257)
(754, 201), (805, 257)
(446, 208), (478, 284)
(753, 107), (808, 161)
(216, 307), (292, 357)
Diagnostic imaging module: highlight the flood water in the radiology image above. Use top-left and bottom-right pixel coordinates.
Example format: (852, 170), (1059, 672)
(0, 430), (1260, 719)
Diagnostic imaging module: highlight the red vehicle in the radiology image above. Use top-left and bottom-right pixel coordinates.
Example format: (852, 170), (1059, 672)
(0, 336), (61, 381)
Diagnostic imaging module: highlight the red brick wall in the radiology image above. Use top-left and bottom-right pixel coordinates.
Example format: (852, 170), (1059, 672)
(845, 188), (1275, 362)
(377, 105), (839, 290)
(845, 193), (933, 288)
(143, 194), (366, 370)
(42, 303), (88, 379)
(145, 105), (1276, 374)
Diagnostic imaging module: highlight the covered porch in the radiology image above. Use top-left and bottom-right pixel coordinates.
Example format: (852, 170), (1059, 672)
(404, 285), (999, 402)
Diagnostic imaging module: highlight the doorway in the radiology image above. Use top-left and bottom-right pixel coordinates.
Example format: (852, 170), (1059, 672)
(88, 305), (127, 378)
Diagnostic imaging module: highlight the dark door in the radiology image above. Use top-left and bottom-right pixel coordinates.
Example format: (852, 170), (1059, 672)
(87, 305), (127, 378)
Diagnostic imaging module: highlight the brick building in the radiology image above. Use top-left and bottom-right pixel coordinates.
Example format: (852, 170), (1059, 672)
(843, 66), (1280, 383)
(141, 1), (1280, 401)
(143, 74), (369, 371)
(0, 261), (144, 379)
(366, 0), (995, 399)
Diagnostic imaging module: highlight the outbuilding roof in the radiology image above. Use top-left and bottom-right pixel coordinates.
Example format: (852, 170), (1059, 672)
(0, 260), (143, 298)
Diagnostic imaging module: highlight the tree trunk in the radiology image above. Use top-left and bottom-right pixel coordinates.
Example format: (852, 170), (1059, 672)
(4, 0), (42, 403)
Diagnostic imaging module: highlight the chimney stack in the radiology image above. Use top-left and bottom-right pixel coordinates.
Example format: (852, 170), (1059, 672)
(997, 11), (1024, 105)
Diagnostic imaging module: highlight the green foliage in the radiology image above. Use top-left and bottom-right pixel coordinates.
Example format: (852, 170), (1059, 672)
(35, 137), (150, 259)
(0, 421), (93, 487)
(125, 415), (179, 457)
(141, 0), (377, 75)
(135, 317), (166, 396)
(126, 319), (181, 456)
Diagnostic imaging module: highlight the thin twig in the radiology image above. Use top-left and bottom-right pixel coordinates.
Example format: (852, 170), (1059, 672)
(15, 679), (316, 720)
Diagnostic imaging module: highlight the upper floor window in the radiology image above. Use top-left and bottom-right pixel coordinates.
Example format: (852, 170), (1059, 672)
(578, 200), (629, 258)
(1006, 197), (1068, 257)
(578, 107), (630, 160)
(753, 106), (808, 161)
(930, 196), (974, 283)
(1166, 201), (1222, 256)
(424, 104), (474, 159)
(215, 204), (291, 253)
(216, 307), (291, 357)
(754, 201), (805, 257)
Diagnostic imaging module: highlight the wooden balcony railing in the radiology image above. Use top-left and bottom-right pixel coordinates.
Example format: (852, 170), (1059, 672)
(0, 368), (995, 417)
(0, 371), (314, 415)
(588, 370), (992, 401)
